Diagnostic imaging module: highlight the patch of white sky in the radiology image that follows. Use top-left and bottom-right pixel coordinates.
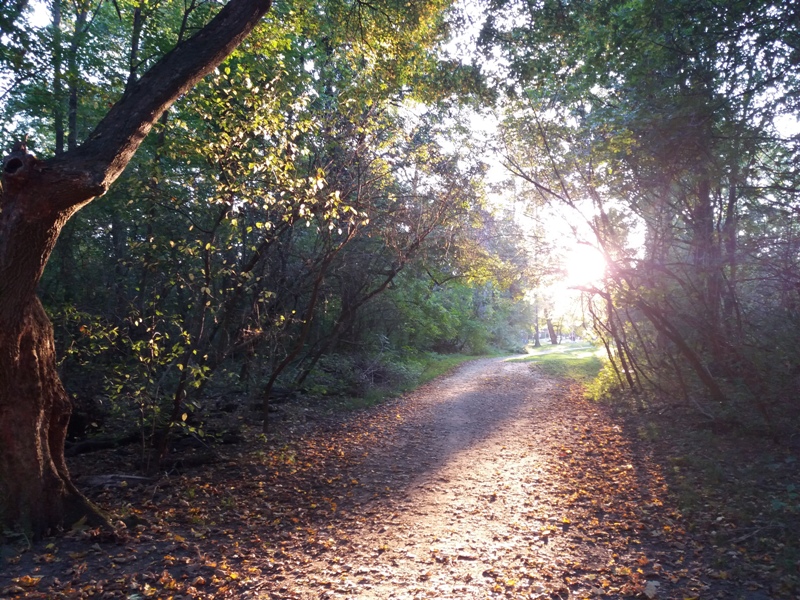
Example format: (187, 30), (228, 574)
(30, 1), (50, 26)
(0, 1), (49, 101)
(774, 111), (800, 138)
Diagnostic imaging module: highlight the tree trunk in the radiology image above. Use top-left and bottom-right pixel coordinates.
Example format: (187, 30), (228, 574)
(0, 162), (108, 535)
(532, 297), (541, 348)
(51, 0), (65, 155)
(0, 298), (109, 536)
(66, 5), (88, 151)
(546, 317), (558, 345)
(0, 0), (272, 536)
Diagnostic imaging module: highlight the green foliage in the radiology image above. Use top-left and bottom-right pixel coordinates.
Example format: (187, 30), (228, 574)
(584, 360), (627, 402)
(1, 0), (537, 454)
(416, 353), (479, 385)
(323, 351), (478, 411)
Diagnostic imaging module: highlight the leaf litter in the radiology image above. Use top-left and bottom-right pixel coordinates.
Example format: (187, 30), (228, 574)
(1, 357), (798, 598)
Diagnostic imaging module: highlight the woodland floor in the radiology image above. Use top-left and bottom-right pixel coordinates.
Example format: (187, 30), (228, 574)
(1, 356), (799, 599)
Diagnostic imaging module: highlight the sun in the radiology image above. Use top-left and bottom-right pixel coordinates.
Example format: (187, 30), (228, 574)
(563, 243), (607, 288)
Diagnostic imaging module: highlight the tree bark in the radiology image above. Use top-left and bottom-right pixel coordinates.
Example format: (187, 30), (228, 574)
(0, 0), (272, 537)
(0, 297), (108, 533)
(546, 316), (558, 345)
(66, 3), (88, 151)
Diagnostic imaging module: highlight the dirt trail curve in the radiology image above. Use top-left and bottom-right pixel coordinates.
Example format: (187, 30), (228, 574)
(264, 357), (690, 599)
(286, 357), (568, 599)
(2, 356), (774, 599)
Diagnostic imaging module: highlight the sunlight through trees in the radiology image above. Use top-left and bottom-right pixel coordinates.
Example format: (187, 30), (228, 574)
(1, 0), (799, 543)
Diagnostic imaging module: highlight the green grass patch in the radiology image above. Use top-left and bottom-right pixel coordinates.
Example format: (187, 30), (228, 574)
(337, 388), (388, 412)
(511, 343), (605, 383)
(416, 353), (478, 387)
(336, 353), (480, 412)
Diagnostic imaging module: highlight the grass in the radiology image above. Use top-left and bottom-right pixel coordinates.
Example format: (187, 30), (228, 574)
(510, 342), (605, 383)
(337, 353), (480, 411)
(416, 353), (479, 386)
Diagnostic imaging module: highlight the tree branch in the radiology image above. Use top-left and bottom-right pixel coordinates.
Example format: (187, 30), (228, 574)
(43, 0), (273, 210)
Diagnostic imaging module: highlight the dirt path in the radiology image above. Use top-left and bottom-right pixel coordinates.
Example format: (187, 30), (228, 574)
(250, 357), (785, 600)
(280, 357), (569, 599)
(243, 357), (681, 599)
(2, 356), (794, 598)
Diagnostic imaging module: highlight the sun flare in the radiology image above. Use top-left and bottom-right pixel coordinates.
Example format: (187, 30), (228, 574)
(563, 244), (607, 288)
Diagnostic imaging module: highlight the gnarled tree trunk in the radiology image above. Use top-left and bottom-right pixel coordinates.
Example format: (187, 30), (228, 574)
(0, 0), (271, 537)
(0, 149), (104, 534)
(0, 298), (107, 532)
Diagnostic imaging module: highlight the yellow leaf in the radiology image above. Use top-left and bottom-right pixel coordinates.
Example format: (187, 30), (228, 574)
(14, 575), (42, 587)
